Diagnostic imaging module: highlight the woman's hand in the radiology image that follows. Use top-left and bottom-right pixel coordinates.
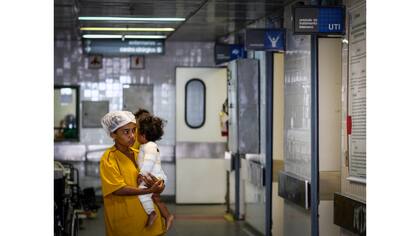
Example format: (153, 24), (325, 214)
(149, 180), (164, 193)
(137, 174), (143, 186)
(140, 173), (159, 187)
(154, 181), (165, 195)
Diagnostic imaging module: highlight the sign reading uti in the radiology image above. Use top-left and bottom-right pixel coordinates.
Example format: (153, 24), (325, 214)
(294, 6), (345, 35)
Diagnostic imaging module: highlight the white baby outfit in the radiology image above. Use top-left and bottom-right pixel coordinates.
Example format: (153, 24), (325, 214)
(137, 141), (167, 214)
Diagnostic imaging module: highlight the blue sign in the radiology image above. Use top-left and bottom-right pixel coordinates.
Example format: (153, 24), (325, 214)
(318, 7), (345, 33)
(245, 29), (286, 51)
(293, 6), (345, 35)
(214, 44), (246, 65)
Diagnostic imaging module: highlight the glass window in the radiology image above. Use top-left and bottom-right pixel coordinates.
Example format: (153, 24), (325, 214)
(54, 85), (79, 141)
(185, 79), (206, 128)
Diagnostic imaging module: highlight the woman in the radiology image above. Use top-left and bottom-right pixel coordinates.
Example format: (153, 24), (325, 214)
(100, 111), (166, 236)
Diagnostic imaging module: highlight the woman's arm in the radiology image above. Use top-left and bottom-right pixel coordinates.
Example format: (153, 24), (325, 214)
(113, 186), (152, 196)
(142, 173), (166, 199)
(113, 180), (164, 196)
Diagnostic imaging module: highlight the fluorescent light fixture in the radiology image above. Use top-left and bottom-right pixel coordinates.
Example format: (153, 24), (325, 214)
(82, 34), (122, 39)
(78, 16), (185, 22)
(125, 35), (166, 39)
(80, 27), (175, 32)
(82, 34), (167, 39)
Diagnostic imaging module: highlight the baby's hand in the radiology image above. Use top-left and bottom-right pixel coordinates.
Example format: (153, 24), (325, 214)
(145, 173), (153, 183)
(149, 180), (164, 193)
(149, 174), (159, 182)
(140, 173), (154, 187)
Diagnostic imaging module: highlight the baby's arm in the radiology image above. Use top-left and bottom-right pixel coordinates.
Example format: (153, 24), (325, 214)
(152, 164), (167, 183)
(160, 171), (168, 184)
(140, 144), (158, 176)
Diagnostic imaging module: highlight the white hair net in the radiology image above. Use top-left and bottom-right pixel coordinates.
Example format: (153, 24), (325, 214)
(101, 111), (136, 135)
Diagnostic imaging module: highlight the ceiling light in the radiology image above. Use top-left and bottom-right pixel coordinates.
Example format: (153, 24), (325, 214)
(80, 27), (175, 32)
(82, 34), (167, 39)
(82, 34), (122, 39)
(125, 35), (166, 39)
(78, 16), (185, 22)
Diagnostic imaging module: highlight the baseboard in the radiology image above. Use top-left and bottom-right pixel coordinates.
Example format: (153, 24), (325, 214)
(160, 195), (176, 203)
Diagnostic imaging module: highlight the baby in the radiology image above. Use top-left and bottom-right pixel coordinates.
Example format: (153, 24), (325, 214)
(137, 115), (174, 230)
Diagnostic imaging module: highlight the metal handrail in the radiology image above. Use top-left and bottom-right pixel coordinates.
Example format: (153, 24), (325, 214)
(83, 146), (109, 176)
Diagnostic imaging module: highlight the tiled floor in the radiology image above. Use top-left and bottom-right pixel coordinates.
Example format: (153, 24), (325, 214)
(79, 203), (258, 236)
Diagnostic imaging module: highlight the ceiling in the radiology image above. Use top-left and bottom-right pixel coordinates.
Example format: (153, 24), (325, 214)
(54, 0), (285, 41)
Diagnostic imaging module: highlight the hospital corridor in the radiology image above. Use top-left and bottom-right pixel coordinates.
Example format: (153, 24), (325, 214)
(51, 0), (366, 235)
(0, 0), (403, 235)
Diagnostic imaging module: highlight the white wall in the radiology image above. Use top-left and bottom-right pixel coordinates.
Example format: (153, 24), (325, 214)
(318, 37), (342, 236)
(319, 38), (342, 172)
(272, 53), (285, 236)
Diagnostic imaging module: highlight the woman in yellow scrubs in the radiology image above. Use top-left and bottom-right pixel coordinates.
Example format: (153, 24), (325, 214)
(100, 111), (166, 236)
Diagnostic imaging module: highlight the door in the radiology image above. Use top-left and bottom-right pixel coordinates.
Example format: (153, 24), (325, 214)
(175, 67), (227, 203)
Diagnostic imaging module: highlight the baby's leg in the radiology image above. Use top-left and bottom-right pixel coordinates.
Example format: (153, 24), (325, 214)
(146, 211), (157, 228)
(153, 195), (174, 231)
(138, 189), (157, 227)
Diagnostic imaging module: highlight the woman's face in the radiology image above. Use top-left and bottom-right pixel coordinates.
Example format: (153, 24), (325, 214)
(111, 122), (136, 147)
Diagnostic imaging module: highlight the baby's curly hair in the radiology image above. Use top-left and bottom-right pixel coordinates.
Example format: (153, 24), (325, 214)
(134, 108), (150, 120)
(138, 115), (165, 142)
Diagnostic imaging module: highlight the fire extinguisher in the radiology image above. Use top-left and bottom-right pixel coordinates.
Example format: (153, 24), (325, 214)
(219, 111), (228, 136)
(220, 99), (229, 137)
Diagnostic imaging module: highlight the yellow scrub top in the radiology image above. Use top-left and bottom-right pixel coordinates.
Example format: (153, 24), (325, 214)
(100, 146), (165, 236)
(132, 129), (141, 150)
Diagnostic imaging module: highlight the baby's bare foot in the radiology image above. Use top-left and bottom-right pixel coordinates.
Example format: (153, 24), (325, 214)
(146, 211), (157, 228)
(165, 214), (174, 231)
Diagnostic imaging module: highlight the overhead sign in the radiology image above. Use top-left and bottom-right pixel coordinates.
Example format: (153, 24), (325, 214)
(293, 6), (345, 35)
(83, 39), (164, 56)
(214, 44), (246, 65)
(245, 29), (285, 51)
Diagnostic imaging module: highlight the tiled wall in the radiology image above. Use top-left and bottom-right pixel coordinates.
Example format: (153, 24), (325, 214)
(54, 39), (216, 194)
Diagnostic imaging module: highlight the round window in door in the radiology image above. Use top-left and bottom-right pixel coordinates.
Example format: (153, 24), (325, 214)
(185, 78), (206, 128)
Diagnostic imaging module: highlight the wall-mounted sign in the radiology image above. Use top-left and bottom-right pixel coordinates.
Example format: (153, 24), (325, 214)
(347, 3), (366, 183)
(214, 44), (246, 65)
(245, 29), (286, 51)
(130, 55), (145, 69)
(278, 171), (310, 209)
(293, 6), (345, 35)
(88, 54), (102, 69)
(83, 39), (164, 56)
(82, 101), (109, 128)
